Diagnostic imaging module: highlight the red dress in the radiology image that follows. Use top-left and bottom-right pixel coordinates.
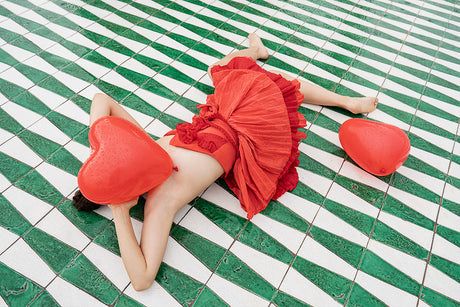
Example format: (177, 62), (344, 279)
(166, 57), (306, 219)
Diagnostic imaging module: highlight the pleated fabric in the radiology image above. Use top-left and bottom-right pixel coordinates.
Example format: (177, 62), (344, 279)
(168, 57), (307, 219)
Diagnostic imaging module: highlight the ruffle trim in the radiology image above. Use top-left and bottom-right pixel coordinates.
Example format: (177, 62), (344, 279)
(212, 57), (307, 218)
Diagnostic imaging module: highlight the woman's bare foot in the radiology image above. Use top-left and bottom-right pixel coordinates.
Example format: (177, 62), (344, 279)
(345, 97), (378, 114)
(249, 33), (269, 59)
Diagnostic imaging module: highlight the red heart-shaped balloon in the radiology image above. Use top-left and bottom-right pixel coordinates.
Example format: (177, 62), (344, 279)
(339, 118), (410, 176)
(78, 116), (173, 204)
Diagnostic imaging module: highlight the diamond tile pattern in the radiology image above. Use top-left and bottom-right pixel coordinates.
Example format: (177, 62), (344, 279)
(0, 0), (459, 306)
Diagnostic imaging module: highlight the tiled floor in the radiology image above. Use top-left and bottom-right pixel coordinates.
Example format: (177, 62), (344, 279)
(0, 0), (459, 306)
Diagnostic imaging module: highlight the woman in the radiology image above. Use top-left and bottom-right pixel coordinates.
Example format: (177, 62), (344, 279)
(73, 34), (377, 291)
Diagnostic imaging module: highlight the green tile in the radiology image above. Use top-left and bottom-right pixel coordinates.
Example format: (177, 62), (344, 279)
(273, 290), (311, 307)
(335, 176), (385, 208)
(0, 152), (32, 183)
(0, 194), (32, 236)
(423, 87), (459, 110)
(292, 256), (352, 304)
(24, 228), (78, 274)
(61, 63), (96, 83)
(372, 221), (428, 260)
(261, 200), (309, 232)
(0, 79), (26, 101)
(58, 200), (111, 239)
(155, 263), (204, 305)
(73, 128), (90, 147)
(238, 222), (294, 265)
(436, 225), (460, 248)
(0, 108), (23, 134)
(0, 262), (43, 307)
(408, 133), (452, 160)
(47, 112), (87, 139)
(309, 226), (364, 269)
(61, 254), (120, 304)
(115, 66), (150, 87)
(359, 250), (420, 296)
(170, 225), (227, 271)
(13, 92), (51, 116)
(114, 294), (144, 307)
(291, 181), (325, 205)
(193, 286), (229, 306)
(323, 199), (375, 236)
(412, 116), (456, 140)
(14, 63), (50, 84)
(93, 222), (120, 256)
(346, 283), (386, 307)
(71, 95), (92, 114)
(0, 48), (20, 66)
(94, 79), (132, 103)
(381, 195), (435, 231)
(216, 252), (276, 301)
(430, 254), (460, 284)
(84, 50), (117, 70)
(46, 148), (82, 176)
(14, 170), (63, 206)
(391, 173), (441, 204)
(142, 78), (179, 101)
(194, 198), (246, 238)
(442, 199), (460, 219)
(420, 286), (460, 307)
(303, 130), (345, 158)
(29, 291), (59, 307)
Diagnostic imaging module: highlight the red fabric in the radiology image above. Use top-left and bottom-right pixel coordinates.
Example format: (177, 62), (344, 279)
(168, 57), (306, 219)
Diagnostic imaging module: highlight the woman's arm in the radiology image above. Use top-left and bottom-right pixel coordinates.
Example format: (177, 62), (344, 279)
(89, 93), (143, 130)
(110, 194), (176, 291)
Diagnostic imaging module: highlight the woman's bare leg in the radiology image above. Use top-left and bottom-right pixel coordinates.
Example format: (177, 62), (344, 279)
(271, 71), (378, 114)
(89, 93), (143, 129)
(207, 33), (269, 78)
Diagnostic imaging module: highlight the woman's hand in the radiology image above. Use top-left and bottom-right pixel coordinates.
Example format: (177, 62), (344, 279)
(109, 197), (139, 213)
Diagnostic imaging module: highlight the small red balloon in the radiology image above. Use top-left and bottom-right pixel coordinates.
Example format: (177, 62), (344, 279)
(78, 116), (173, 204)
(339, 118), (410, 176)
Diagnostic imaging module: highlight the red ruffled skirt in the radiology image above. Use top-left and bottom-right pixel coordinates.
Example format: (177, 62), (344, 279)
(167, 57), (306, 219)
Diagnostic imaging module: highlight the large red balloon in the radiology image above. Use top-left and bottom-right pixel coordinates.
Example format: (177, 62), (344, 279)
(78, 116), (173, 204)
(339, 118), (410, 176)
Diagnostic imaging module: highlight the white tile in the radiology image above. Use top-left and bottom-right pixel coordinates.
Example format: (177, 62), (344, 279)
(23, 32), (57, 51)
(424, 265), (460, 302)
(0, 239), (55, 287)
(0, 173), (10, 192)
(96, 46), (130, 66)
(53, 71), (90, 94)
(387, 186), (438, 222)
(162, 237), (212, 284)
(113, 35), (147, 54)
(297, 169), (333, 197)
(45, 22), (77, 40)
(367, 109), (411, 132)
(54, 100), (89, 125)
(410, 126), (454, 153)
(82, 242), (130, 291)
(207, 274), (269, 306)
(170, 60), (207, 81)
(131, 25), (163, 43)
(120, 58), (156, 79)
(164, 102), (194, 123)
(251, 213), (304, 253)
(156, 36), (188, 53)
(123, 105), (154, 129)
(35, 208), (90, 251)
(182, 86), (207, 104)
(124, 281), (181, 307)
(28, 86), (67, 110)
(308, 124), (341, 148)
(355, 270), (418, 306)
(0, 226), (18, 254)
(65, 13), (95, 30)
(65, 140), (90, 163)
(421, 95), (460, 118)
(22, 55), (59, 75)
(74, 58), (111, 79)
(339, 161), (390, 192)
(327, 183), (379, 218)
(367, 239), (426, 283)
(396, 166), (445, 196)
(201, 183), (247, 218)
(66, 31), (100, 50)
(36, 162), (77, 197)
(280, 267), (341, 307)
(47, 277), (106, 307)
(153, 73), (191, 97)
(29, 118), (70, 145)
(409, 145), (451, 174)
(1, 1), (29, 16)
(0, 136), (42, 167)
(46, 42), (79, 62)
(443, 182), (460, 207)
(2, 186), (53, 225)
(144, 119), (173, 138)
(117, 2), (150, 19)
(304, 62), (340, 85)
(276, 192), (320, 224)
(437, 206), (460, 234)
(340, 79), (380, 98)
(378, 211), (433, 251)
(0, 19), (28, 36)
(313, 208), (369, 247)
(431, 234), (460, 266)
(178, 207), (233, 249)
(0, 67), (34, 89)
(299, 236), (357, 280)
